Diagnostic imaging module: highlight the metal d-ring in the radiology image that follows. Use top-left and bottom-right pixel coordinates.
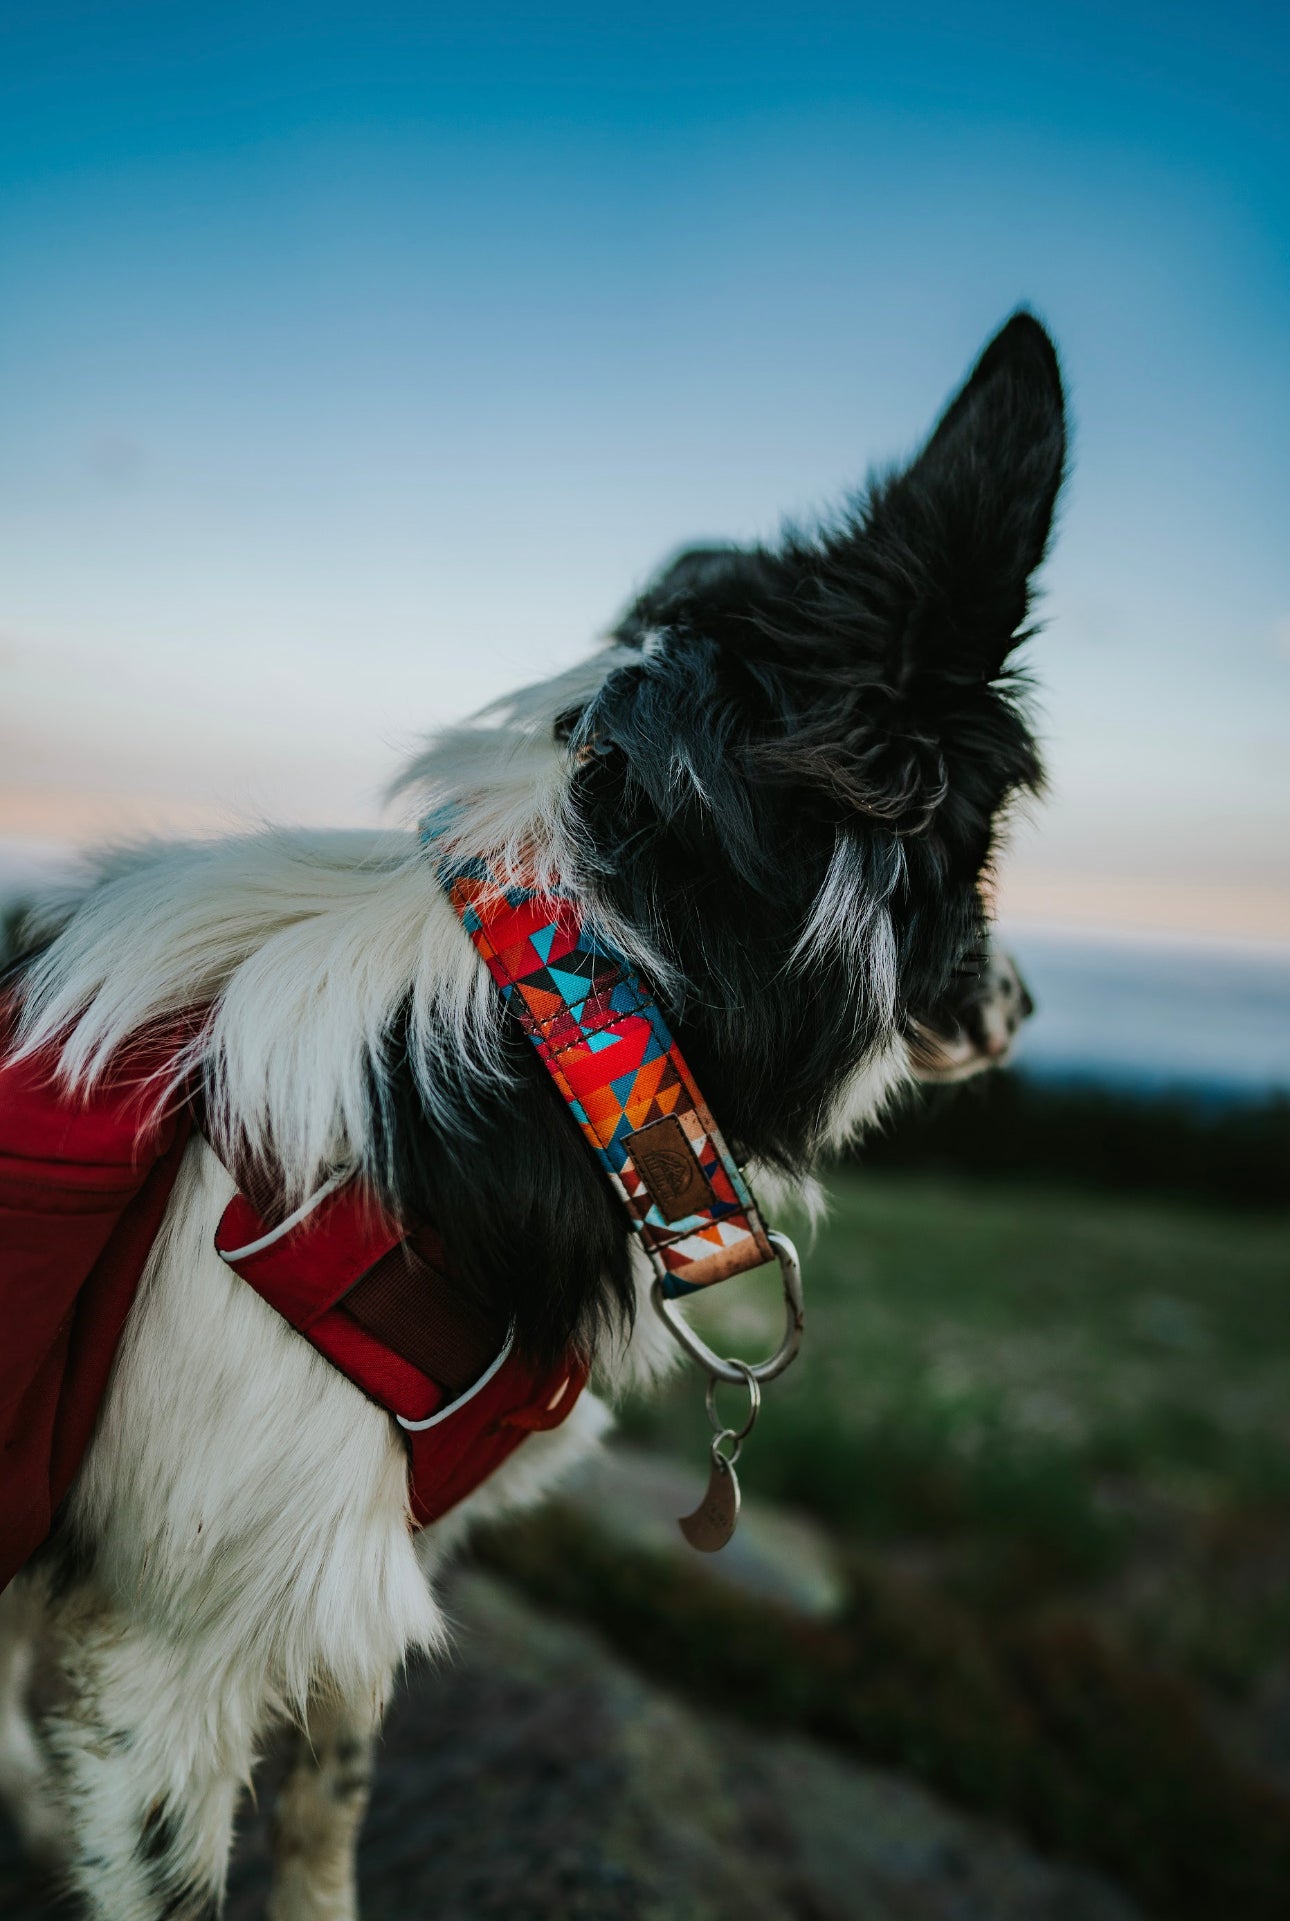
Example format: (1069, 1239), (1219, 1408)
(650, 1229), (804, 1386)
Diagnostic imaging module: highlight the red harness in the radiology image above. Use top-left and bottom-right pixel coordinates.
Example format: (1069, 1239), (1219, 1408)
(0, 1008), (586, 1591)
(0, 1015), (193, 1590)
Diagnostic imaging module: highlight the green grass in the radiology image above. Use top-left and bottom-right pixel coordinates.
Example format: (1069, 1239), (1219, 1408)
(620, 1173), (1290, 1606)
(482, 1172), (1290, 1916)
(609, 1168), (1290, 1710)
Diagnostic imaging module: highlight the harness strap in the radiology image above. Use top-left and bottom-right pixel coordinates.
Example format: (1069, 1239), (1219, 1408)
(214, 1178), (586, 1526)
(342, 1228), (502, 1395)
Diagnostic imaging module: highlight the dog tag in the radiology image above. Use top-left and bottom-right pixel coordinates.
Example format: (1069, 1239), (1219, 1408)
(678, 1452), (741, 1552)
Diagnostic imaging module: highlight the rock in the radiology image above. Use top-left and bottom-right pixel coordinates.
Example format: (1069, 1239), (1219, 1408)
(279, 1570), (1141, 1921)
(563, 1442), (848, 1618)
(0, 1570), (1143, 1920)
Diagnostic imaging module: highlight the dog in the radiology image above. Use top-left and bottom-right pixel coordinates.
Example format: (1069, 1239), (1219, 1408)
(0, 309), (1064, 1919)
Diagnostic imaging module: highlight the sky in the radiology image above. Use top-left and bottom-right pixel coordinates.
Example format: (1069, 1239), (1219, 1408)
(2, 2), (1288, 945)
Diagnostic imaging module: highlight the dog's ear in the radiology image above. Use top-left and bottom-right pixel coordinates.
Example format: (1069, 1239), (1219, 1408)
(591, 314), (1063, 847)
(721, 312), (1064, 837)
(853, 310), (1066, 688)
(618, 314), (1065, 693)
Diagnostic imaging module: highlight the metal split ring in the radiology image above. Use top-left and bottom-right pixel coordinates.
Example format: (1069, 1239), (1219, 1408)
(704, 1359), (760, 1442)
(650, 1230), (804, 1386)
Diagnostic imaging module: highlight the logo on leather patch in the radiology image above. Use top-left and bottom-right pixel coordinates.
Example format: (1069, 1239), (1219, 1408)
(623, 1115), (715, 1220)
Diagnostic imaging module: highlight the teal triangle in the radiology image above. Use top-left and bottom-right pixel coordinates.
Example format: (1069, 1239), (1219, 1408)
(586, 1030), (619, 1053)
(548, 965), (591, 1007)
(530, 924), (558, 963)
(610, 1069), (638, 1105)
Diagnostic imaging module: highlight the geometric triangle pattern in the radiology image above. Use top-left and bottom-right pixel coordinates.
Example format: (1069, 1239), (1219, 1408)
(434, 849), (775, 1296)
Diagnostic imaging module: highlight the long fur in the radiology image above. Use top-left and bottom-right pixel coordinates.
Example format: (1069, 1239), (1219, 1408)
(1, 310), (1067, 1920)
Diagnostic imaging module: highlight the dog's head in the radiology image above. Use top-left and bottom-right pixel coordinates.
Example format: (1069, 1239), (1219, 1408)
(560, 311), (1064, 1171)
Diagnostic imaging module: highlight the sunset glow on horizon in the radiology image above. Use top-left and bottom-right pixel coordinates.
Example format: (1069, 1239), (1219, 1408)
(3, 4), (1287, 949)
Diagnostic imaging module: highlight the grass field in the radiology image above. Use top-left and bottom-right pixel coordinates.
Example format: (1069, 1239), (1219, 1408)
(487, 1169), (1290, 1916)
(619, 1171), (1290, 1680)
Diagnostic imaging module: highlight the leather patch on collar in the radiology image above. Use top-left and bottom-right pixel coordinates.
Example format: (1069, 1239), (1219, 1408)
(623, 1115), (716, 1222)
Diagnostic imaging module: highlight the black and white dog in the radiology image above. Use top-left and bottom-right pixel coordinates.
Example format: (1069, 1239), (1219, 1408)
(0, 311), (1063, 1919)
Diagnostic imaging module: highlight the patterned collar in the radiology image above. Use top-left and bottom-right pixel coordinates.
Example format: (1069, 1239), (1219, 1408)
(435, 852), (773, 1297)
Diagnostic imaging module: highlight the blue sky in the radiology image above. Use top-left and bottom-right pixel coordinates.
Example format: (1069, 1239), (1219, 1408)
(2, 3), (1287, 941)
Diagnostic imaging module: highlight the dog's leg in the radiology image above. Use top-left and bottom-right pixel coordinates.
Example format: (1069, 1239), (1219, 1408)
(266, 1687), (385, 1921)
(0, 1576), (65, 1865)
(42, 1592), (259, 1921)
(41, 1141), (444, 1920)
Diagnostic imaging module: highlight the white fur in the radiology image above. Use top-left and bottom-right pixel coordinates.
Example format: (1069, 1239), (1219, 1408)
(907, 950), (1031, 1084)
(1, 652), (917, 1917)
(791, 829), (902, 1035)
(71, 1141), (444, 1706)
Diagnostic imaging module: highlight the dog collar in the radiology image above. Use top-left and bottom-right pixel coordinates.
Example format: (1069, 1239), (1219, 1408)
(436, 852), (773, 1297)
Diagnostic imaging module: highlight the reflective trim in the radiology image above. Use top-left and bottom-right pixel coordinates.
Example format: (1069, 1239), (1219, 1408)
(215, 1168), (352, 1264)
(395, 1325), (516, 1432)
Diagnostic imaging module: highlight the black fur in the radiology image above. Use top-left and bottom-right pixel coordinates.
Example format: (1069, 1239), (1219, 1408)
(370, 1005), (635, 1364)
(138, 1801), (178, 1866)
(379, 311), (1066, 1367)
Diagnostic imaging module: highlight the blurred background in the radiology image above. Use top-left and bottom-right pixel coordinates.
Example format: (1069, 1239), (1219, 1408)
(2, 5), (1287, 1918)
